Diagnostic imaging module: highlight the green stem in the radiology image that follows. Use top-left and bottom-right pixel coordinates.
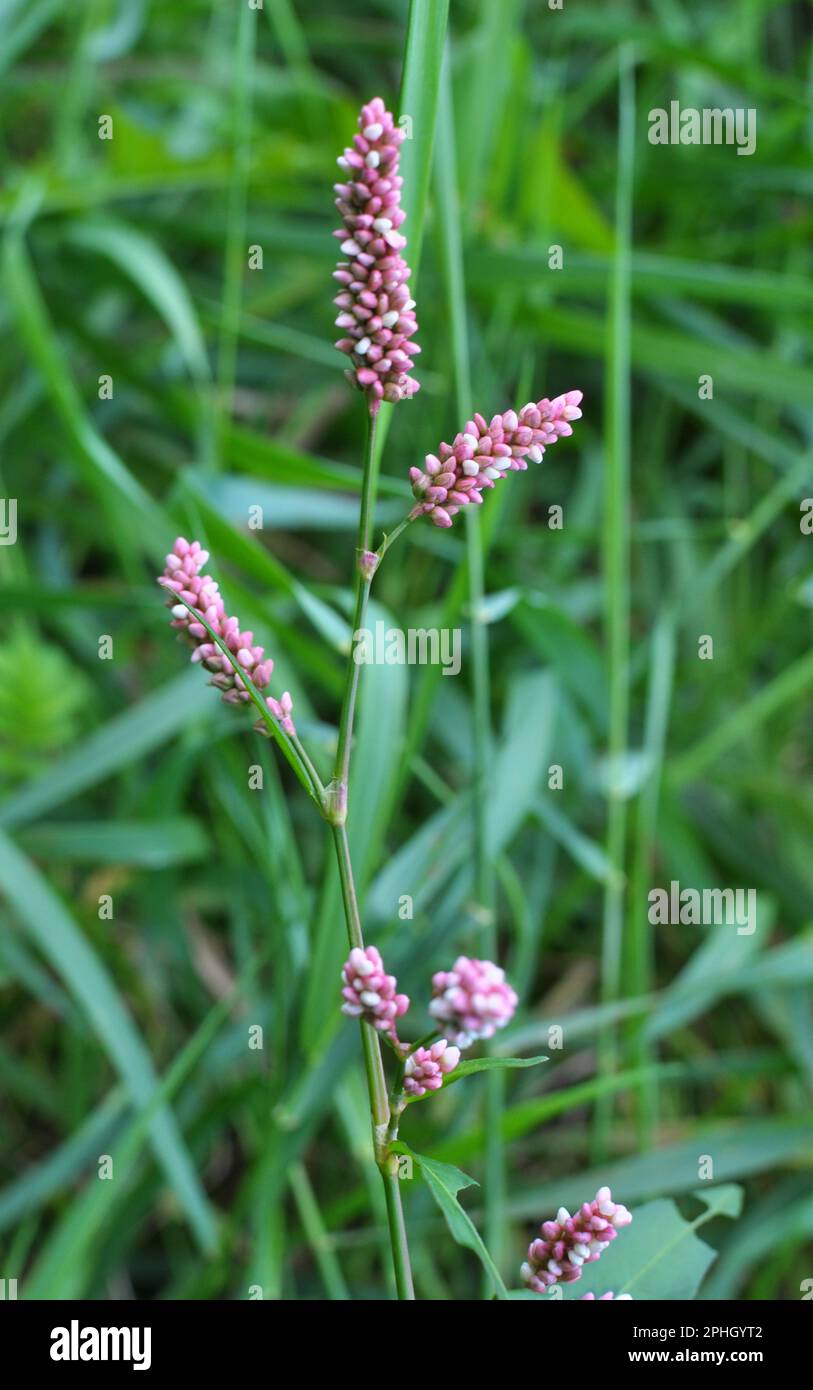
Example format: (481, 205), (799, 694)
(434, 54), (503, 1281)
(327, 403), (414, 1299)
(594, 45), (635, 1161)
(331, 824), (414, 1299)
(289, 1160), (349, 1301)
(215, 0), (255, 466)
(376, 510), (417, 564)
(382, 1166), (415, 1300)
(333, 408), (378, 798)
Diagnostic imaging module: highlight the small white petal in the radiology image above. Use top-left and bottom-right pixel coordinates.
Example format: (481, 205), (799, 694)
(568, 1251), (584, 1267)
(462, 460), (480, 477)
(363, 122), (384, 140)
(462, 433), (478, 449)
(356, 337), (371, 355)
(360, 991), (381, 1007)
(171, 604), (187, 619)
(365, 151), (380, 168)
(340, 239), (361, 255)
(373, 217), (392, 232)
(485, 466), (501, 481)
(556, 1208), (571, 1224)
(381, 310), (399, 328)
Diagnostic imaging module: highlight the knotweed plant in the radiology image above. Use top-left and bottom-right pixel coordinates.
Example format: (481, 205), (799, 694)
(157, 97), (591, 1301)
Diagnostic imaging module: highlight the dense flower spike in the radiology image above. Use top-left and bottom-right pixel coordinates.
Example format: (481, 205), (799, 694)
(403, 1039), (461, 1098)
(333, 96), (420, 413)
(409, 391), (583, 527)
(341, 946), (410, 1042)
(580, 1292), (632, 1300)
(158, 538), (295, 735)
(521, 1187), (633, 1292)
(429, 956), (518, 1048)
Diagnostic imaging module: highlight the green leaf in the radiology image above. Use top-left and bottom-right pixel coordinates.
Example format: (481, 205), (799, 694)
(23, 964), (260, 1298)
(409, 1150), (508, 1300)
(513, 1117), (813, 1214)
(406, 1054), (547, 1102)
(397, 0), (449, 274)
(0, 828), (217, 1254)
(2, 228), (163, 551)
(558, 1187), (743, 1300)
(67, 219), (210, 381)
(18, 817), (209, 866)
(0, 1089), (127, 1234)
(0, 670), (213, 830)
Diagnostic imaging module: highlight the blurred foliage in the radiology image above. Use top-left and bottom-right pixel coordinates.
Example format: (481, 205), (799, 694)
(0, 627), (90, 782)
(1, 0), (813, 1301)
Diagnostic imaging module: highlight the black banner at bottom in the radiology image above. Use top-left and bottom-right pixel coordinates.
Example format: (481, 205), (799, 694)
(0, 1297), (804, 1374)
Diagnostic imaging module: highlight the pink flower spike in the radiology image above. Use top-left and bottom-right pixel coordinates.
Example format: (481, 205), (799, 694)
(332, 97), (420, 413)
(521, 1187), (633, 1294)
(429, 956), (518, 1048)
(341, 945), (410, 1045)
(410, 391), (583, 527)
(261, 691), (296, 738)
(158, 538), (295, 738)
(403, 1039), (461, 1098)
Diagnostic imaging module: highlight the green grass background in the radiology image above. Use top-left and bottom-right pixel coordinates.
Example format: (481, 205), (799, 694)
(1, 0), (812, 1299)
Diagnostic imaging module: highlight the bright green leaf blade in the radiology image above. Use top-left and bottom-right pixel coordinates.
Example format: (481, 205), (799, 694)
(406, 1054), (548, 1103)
(559, 1188), (742, 1300)
(410, 1150), (507, 1299)
(0, 828), (217, 1253)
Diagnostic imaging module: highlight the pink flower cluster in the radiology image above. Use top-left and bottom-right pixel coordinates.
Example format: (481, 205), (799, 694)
(333, 97), (420, 413)
(158, 538), (295, 736)
(429, 956), (518, 1048)
(409, 392), (583, 528)
(403, 1039), (461, 1097)
(522, 1187), (633, 1293)
(339, 947), (517, 1100)
(341, 946), (409, 1042)
(580, 1292), (632, 1300)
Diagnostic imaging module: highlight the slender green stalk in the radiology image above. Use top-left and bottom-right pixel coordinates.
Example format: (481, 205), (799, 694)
(434, 54), (503, 1278)
(333, 410), (378, 797)
(382, 1166), (415, 1300)
(289, 1161), (349, 1300)
(215, 0), (255, 465)
(330, 823), (414, 1298)
(376, 512), (417, 564)
(627, 616), (675, 1145)
(327, 406), (415, 1299)
(593, 45), (635, 1161)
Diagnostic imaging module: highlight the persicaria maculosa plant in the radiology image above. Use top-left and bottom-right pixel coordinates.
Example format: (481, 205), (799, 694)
(157, 96), (587, 1300)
